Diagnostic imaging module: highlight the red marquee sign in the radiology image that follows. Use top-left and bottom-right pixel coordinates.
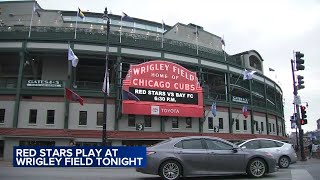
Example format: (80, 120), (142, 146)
(122, 60), (203, 117)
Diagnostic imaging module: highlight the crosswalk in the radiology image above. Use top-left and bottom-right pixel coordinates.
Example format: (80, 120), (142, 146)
(291, 169), (314, 180)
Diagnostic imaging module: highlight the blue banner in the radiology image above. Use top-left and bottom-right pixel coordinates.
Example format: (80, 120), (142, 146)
(13, 146), (146, 167)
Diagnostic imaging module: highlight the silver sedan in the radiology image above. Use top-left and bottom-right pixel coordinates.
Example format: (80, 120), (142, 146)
(136, 136), (277, 180)
(237, 138), (298, 168)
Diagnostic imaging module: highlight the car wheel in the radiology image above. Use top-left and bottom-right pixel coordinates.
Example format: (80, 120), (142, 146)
(247, 158), (267, 178)
(279, 156), (290, 168)
(160, 160), (182, 180)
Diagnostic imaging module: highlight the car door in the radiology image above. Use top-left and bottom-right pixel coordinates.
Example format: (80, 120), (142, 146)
(173, 138), (208, 175)
(259, 140), (281, 160)
(204, 139), (246, 174)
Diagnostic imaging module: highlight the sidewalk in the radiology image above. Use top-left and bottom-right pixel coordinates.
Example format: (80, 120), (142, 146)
(296, 157), (320, 165)
(0, 160), (12, 167)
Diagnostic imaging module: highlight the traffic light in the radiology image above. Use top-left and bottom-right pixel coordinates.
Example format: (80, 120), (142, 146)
(297, 75), (305, 90)
(300, 106), (307, 125)
(295, 51), (305, 71)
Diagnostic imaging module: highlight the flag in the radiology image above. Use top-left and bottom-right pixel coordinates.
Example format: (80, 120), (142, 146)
(68, 47), (79, 67)
(65, 88), (84, 105)
(242, 105), (249, 118)
(211, 101), (217, 117)
(102, 62), (109, 96)
(269, 67), (275, 71)
(122, 12), (133, 21)
(120, 12), (133, 43)
(28, 2), (40, 38)
(74, 7), (85, 39)
(221, 38), (225, 46)
(34, 4), (40, 17)
(78, 8), (85, 19)
(243, 69), (256, 80)
(122, 89), (140, 101)
(162, 20), (166, 30)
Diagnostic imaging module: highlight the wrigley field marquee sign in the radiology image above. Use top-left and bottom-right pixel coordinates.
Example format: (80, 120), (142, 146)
(122, 60), (203, 117)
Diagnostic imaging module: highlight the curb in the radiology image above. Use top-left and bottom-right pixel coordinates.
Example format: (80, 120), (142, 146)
(0, 161), (12, 167)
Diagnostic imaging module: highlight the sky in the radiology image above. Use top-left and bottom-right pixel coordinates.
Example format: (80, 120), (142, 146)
(33, 0), (320, 134)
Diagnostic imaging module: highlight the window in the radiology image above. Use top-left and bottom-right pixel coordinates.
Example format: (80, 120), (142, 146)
(172, 117), (178, 128)
(181, 139), (203, 149)
(46, 110), (55, 124)
(0, 109), (5, 123)
(243, 120), (247, 130)
(128, 114), (135, 127)
(243, 140), (260, 149)
(249, 55), (262, 71)
(205, 139), (233, 150)
(29, 109), (37, 124)
(255, 121), (259, 131)
(218, 118), (223, 129)
(174, 141), (182, 148)
(269, 123), (271, 132)
(260, 140), (277, 148)
(279, 125), (282, 133)
(275, 141), (284, 147)
(79, 111), (87, 125)
(272, 123), (275, 132)
(208, 117), (213, 130)
(19, 140), (55, 146)
(97, 112), (104, 126)
(261, 122), (264, 131)
(186, 117), (192, 128)
(235, 119), (239, 130)
(144, 115), (151, 127)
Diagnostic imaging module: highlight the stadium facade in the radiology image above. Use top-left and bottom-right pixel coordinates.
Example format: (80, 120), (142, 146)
(0, 0), (287, 160)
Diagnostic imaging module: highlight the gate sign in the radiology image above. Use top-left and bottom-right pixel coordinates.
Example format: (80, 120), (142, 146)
(122, 60), (203, 117)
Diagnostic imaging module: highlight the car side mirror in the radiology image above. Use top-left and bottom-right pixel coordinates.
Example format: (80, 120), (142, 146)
(232, 147), (238, 153)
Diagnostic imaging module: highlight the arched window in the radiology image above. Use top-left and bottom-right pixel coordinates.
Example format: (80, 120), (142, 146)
(249, 55), (262, 71)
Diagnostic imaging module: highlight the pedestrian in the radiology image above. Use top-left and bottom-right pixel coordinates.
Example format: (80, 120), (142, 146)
(312, 143), (317, 158)
(308, 142), (312, 159)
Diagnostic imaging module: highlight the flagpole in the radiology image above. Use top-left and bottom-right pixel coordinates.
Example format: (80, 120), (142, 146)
(133, 22), (136, 33)
(120, 15), (123, 43)
(74, 8), (79, 39)
(223, 35), (226, 61)
(196, 26), (198, 55)
(161, 20), (164, 48)
(230, 71), (243, 92)
(28, 2), (35, 38)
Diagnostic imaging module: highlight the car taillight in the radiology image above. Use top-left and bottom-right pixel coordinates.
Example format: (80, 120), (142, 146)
(147, 151), (156, 155)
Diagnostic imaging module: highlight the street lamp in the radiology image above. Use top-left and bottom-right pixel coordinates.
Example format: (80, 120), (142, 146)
(102, 7), (110, 146)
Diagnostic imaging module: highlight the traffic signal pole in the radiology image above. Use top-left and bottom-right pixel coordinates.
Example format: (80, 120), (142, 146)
(291, 59), (306, 161)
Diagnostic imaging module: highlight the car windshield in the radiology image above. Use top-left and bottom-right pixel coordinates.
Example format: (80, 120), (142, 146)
(235, 141), (245, 146)
(150, 139), (172, 147)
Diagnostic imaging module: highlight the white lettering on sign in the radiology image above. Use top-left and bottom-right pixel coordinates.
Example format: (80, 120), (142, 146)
(133, 64), (170, 75)
(161, 108), (180, 114)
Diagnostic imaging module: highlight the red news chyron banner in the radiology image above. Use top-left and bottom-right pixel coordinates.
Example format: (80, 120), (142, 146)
(122, 60), (203, 117)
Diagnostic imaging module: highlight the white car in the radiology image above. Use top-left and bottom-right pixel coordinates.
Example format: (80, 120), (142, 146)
(237, 138), (297, 168)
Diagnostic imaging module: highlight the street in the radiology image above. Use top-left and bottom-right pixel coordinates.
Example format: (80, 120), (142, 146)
(1, 159), (320, 180)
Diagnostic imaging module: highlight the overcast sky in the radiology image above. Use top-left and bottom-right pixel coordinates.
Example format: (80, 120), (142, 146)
(34, 0), (320, 134)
